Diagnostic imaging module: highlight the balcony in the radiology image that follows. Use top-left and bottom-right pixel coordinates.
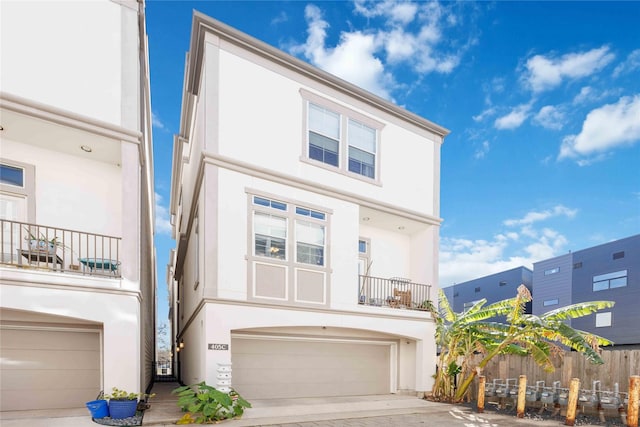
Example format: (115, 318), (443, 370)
(0, 219), (121, 277)
(358, 275), (432, 311)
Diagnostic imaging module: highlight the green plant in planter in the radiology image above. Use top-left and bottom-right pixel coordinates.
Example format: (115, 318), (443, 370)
(23, 228), (65, 253)
(173, 382), (251, 424)
(104, 387), (155, 401)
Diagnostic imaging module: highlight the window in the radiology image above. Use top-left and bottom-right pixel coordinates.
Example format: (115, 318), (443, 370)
(251, 195), (327, 266)
(296, 221), (325, 265)
(573, 262), (583, 269)
(308, 104), (340, 167)
(499, 281), (507, 286)
(348, 119), (376, 178)
(544, 267), (560, 275)
(463, 300), (481, 311)
(302, 90), (383, 181)
(593, 270), (627, 291)
(595, 312), (612, 328)
(0, 160), (35, 222)
(358, 239), (368, 255)
(0, 164), (24, 187)
(543, 298), (559, 307)
(474, 287), (481, 293)
(254, 212), (287, 260)
(613, 251), (625, 260)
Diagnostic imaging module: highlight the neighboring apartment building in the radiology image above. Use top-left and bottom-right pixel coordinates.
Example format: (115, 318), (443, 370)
(168, 12), (448, 399)
(0, 0), (156, 411)
(533, 234), (640, 347)
(444, 266), (533, 314)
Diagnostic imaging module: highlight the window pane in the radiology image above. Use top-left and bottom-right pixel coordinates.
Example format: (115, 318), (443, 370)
(358, 240), (367, 254)
(593, 280), (609, 291)
(348, 120), (376, 153)
(310, 211), (325, 220)
(593, 270), (627, 282)
(296, 221), (325, 266)
(254, 212), (286, 238)
(309, 104), (340, 140)
(255, 235), (286, 259)
(309, 132), (339, 166)
(610, 277), (627, 288)
(296, 221), (324, 245)
(348, 147), (375, 178)
(0, 164), (24, 187)
(297, 243), (324, 265)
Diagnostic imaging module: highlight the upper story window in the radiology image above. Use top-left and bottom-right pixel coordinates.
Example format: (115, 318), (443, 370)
(593, 270), (627, 291)
(543, 298), (559, 307)
(0, 164), (24, 187)
(544, 267), (560, 275)
(251, 195), (327, 267)
(302, 89), (383, 183)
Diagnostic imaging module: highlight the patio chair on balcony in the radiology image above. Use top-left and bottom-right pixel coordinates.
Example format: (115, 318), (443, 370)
(389, 289), (412, 308)
(79, 258), (120, 275)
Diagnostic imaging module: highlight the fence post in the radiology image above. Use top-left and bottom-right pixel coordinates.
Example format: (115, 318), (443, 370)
(629, 375), (640, 427)
(477, 375), (485, 413)
(517, 375), (527, 418)
(565, 378), (580, 426)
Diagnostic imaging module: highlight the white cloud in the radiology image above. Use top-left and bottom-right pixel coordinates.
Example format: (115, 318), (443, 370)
(503, 205), (577, 227)
(494, 104), (531, 130)
(271, 11), (288, 26)
(613, 49), (640, 77)
(155, 192), (172, 235)
(152, 111), (165, 130)
(292, 5), (392, 99)
(291, 1), (470, 99)
(559, 94), (640, 161)
(523, 46), (615, 92)
(533, 105), (565, 130)
(441, 207), (575, 286)
(472, 107), (496, 122)
(474, 140), (490, 159)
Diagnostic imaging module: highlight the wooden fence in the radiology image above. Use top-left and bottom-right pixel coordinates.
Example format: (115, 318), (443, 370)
(465, 349), (640, 399)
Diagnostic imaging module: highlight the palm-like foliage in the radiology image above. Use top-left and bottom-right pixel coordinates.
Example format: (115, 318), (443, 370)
(432, 285), (614, 402)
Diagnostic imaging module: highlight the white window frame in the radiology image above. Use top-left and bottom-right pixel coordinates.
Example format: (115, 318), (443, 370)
(593, 270), (628, 292)
(301, 89), (384, 184)
(0, 159), (36, 222)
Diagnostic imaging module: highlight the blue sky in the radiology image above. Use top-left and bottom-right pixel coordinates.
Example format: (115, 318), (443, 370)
(147, 1), (640, 329)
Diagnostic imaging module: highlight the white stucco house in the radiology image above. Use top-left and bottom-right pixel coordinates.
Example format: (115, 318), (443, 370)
(168, 12), (448, 399)
(0, 0), (156, 411)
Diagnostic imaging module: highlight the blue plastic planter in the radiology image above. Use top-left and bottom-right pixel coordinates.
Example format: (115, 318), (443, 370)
(85, 400), (109, 419)
(109, 399), (138, 419)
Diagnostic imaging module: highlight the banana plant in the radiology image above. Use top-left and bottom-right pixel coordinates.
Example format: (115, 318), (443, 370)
(432, 285), (614, 402)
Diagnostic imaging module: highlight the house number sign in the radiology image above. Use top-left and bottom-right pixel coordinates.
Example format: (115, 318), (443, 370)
(208, 343), (229, 350)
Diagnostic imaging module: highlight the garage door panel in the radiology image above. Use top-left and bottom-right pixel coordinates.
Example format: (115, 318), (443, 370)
(1, 329), (99, 350)
(1, 369), (100, 390)
(1, 349), (100, 370)
(0, 327), (101, 411)
(2, 388), (98, 411)
(232, 337), (391, 399)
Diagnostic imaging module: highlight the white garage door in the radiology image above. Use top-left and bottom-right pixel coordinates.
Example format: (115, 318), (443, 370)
(231, 337), (392, 399)
(0, 327), (101, 411)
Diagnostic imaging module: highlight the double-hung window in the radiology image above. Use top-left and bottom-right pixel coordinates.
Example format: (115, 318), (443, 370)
(308, 104), (340, 167)
(302, 90), (383, 182)
(251, 195), (327, 267)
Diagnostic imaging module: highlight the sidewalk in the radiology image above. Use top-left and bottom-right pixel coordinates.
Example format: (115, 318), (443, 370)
(0, 381), (604, 427)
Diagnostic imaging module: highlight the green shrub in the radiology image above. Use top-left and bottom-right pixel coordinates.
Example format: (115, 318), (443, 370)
(172, 382), (251, 423)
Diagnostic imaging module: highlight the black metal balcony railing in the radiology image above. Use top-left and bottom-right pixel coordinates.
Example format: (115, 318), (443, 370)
(358, 275), (432, 311)
(0, 219), (121, 277)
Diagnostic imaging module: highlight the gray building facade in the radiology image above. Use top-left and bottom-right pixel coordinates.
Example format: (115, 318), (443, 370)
(445, 266), (533, 314)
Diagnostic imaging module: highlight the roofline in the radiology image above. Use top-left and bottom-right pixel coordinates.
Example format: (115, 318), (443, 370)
(186, 10), (450, 139)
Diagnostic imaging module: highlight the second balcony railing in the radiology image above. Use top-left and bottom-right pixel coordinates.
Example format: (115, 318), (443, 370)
(358, 275), (432, 311)
(0, 219), (121, 277)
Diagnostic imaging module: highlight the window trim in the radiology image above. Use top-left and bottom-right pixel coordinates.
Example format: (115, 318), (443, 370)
(0, 159), (36, 222)
(246, 189), (332, 306)
(592, 269), (628, 292)
(300, 89), (384, 185)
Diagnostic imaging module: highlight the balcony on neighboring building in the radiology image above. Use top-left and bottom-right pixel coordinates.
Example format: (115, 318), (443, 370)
(358, 275), (432, 311)
(0, 219), (121, 277)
